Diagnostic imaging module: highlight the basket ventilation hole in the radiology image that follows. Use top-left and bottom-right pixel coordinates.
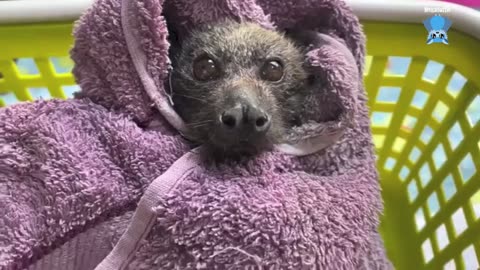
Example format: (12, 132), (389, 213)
(384, 157), (396, 171)
(436, 224), (449, 250)
(433, 144), (447, 170)
(373, 135), (385, 149)
(427, 192), (440, 217)
(461, 245), (479, 270)
(371, 112), (392, 127)
(28, 87), (51, 100)
(408, 180), (419, 202)
(452, 208), (468, 236)
(420, 163), (432, 187)
(466, 95), (480, 127)
(409, 146), (422, 162)
(15, 58), (40, 75)
(399, 166), (410, 181)
(420, 125), (434, 144)
(433, 101), (449, 122)
(447, 71), (467, 97)
(459, 154), (476, 183)
(49, 56), (74, 74)
(376, 86), (401, 102)
(0, 92), (19, 107)
(384, 56), (411, 76)
(412, 90), (429, 109)
(470, 191), (480, 220)
(448, 123), (464, 149)
(422, 238), (434, 263)
(443, 260), (455, 270)
(363, 55), (373, 76)
(402, 115), (417, 132)
(422, 60), (444, 82)
(62, 85), (81, 98)
(442, 175), (456, 201)
(416, 208), (426, 231)
(393, 137), (406, 153)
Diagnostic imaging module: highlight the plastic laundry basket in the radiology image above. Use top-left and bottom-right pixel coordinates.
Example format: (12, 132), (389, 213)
(0, 0), (479, 269)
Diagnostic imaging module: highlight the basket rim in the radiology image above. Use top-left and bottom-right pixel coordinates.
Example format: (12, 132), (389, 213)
(0, 0), (479, 40)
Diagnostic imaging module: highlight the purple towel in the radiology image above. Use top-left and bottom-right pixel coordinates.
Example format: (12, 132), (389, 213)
(0, 0), (392, 269)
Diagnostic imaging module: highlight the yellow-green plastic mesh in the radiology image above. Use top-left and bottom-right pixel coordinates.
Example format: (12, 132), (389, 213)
(0, 20), (479, 270)
(364, 22), (480, 270)
(0, 23), (76, 104)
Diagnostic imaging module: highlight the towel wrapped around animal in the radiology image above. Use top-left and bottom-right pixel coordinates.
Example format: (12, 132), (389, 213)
(0, 0), (393, 269)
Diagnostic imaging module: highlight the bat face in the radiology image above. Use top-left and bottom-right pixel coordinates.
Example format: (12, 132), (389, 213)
(170, 21), (309, 158)
(423, 15), (452, 45)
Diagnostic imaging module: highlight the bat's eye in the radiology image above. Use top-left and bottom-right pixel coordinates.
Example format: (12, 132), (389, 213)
(431, 33), (437, 39)
(440, 34), (445, 39)
(193, 54), (221, 81)
(260, 59), (284, 82)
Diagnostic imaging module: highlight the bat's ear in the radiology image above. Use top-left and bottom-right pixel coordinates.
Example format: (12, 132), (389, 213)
(423, 18), (432, 31)
(442, 38), (449, 45)
(282, 28), (320, 87)
(427, 38), (434, 45)
(283, 28), (321, 50)
(167, 25), (183, 63)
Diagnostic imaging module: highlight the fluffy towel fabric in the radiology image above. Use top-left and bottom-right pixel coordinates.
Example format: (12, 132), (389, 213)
(0, 0), (392, 269)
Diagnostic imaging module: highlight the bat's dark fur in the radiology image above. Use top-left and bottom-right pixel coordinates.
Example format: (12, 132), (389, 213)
(169, 21), (311, 158)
